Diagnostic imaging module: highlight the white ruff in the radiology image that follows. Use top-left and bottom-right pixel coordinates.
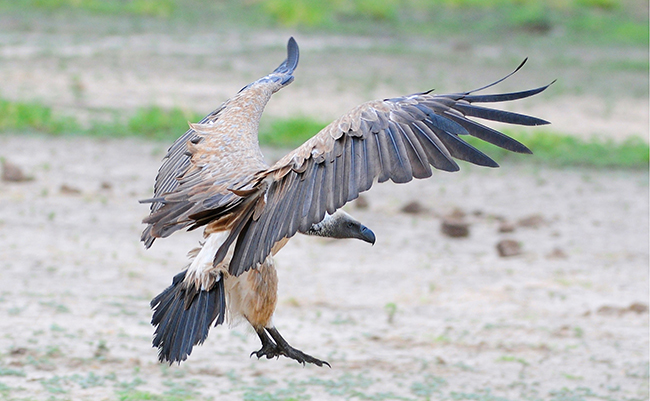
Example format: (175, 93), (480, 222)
(187, 232), (229, 290)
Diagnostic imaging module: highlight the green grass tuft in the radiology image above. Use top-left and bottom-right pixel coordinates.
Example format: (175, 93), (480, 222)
(259, 116), (327, 147)
(0, 99), (80, 135)
(1, 0), (175, 18)
(92, 107), (202, 141)
(464, 130), (650, 169)
(116, 389), (192, 401)
(0, 99), (647, 169)
(0, 99), (201, 141)
(0, 0), (646, 45)
(246, 0), (648, 46)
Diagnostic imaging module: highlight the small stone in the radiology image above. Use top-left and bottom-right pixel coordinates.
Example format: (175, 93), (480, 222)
(498, 221), (516, 233)
(517, 214), (546, 228)
(596, 305), (618, 316)
(2, 161), (33, 182)
(100, 181), (113, 190)
(452, 41), (471, 52)
(441, 218), (470, 238)
(448, 207), (466, 219)
(10, 347), (27, 356)
(60, 184), (82, 195)
(401, 200), (425, 215)
(628, 303), (648, 314)
(354, 195), (369, 209)
(496, 239), (522, 257)
(597, 303), (648, 316)
(546, 247), (568, 259)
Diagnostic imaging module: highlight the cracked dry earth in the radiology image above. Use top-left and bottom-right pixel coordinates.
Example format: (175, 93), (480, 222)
(0, 135), (647, 400)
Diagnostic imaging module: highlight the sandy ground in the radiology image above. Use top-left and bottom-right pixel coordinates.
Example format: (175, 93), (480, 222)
(0, 24), (648, 401)
(0, 30), (648, 142)
(0, 135), (647, 400)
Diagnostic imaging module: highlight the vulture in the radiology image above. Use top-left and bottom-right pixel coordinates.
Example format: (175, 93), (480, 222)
(141, 37), (552, 367)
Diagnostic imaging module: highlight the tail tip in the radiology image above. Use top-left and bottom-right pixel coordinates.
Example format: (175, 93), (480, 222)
(150, 271), (226, 364)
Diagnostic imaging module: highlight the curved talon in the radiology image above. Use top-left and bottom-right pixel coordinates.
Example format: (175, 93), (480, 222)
(251, 333), (280, 360)
(266, 327), (329, 367)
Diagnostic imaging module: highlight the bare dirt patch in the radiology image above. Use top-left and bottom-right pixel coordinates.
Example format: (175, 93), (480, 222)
(0, 21), (648, 400)
(0, 135), (647, 400)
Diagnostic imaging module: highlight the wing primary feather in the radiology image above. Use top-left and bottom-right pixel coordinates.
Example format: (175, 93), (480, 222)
(464, 58), (528, 95)
(140, 197), (165, 204)
(358, 137), (373, 192)
(333, 136), (350, 209)
(408, 122), (459, 172)
(214, 202), (257, 273)
(288, 171), (311, 234)
(393, 123), (432, 179)
(444, 112), (532, 154)
(345, 135), (359, 202)
(364, 130), (382, 186)
(274, 37), (299, 75)
(323, 157), (337, 214)
(384, 123), (413, 183)
(425, 110), (469, 136)
(241, 180), (297, 276)
(351, 137), (367, 194)
(451, 103), (550, 126)
(425, 121), (499, 167)
(228, 218), (256, 277)
(298, 163), (320, 231)
(461, 82), (554, 103)
(276, 172), (301, 238)
(242, 193), (280, 269)
(264, 179), (293, 241)
(307, 163), (327, 224)
(299, 162), (319, 220)
(374, 131), (391, 183)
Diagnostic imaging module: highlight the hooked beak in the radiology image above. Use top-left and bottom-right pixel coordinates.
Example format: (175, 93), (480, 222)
(359, 224), (376, 245)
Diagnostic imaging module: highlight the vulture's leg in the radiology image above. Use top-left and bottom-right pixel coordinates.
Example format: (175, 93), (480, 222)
(266, 326), (330, 367)
(251, 327), (278, 359)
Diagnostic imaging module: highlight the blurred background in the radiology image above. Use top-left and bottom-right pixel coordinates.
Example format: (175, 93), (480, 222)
(0, 0), (648, 157)
(0, 1), (648, 400)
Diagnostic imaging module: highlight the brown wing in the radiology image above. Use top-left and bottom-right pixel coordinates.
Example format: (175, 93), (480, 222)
(222, 60), (553, 276)
(139, 106), (269, 248)
(140, 104), (226, 247)
(141, 38), (301, 248)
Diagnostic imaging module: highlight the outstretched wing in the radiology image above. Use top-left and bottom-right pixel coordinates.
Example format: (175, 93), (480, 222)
(140, 38), (300, 248)
(223, 60), (552, 276)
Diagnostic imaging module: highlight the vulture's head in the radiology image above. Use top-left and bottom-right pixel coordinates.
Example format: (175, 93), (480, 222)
(302, 210), (376, 245)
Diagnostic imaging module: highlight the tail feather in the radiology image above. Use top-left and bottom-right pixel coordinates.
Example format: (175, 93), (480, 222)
(151, 270), (226, 363)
